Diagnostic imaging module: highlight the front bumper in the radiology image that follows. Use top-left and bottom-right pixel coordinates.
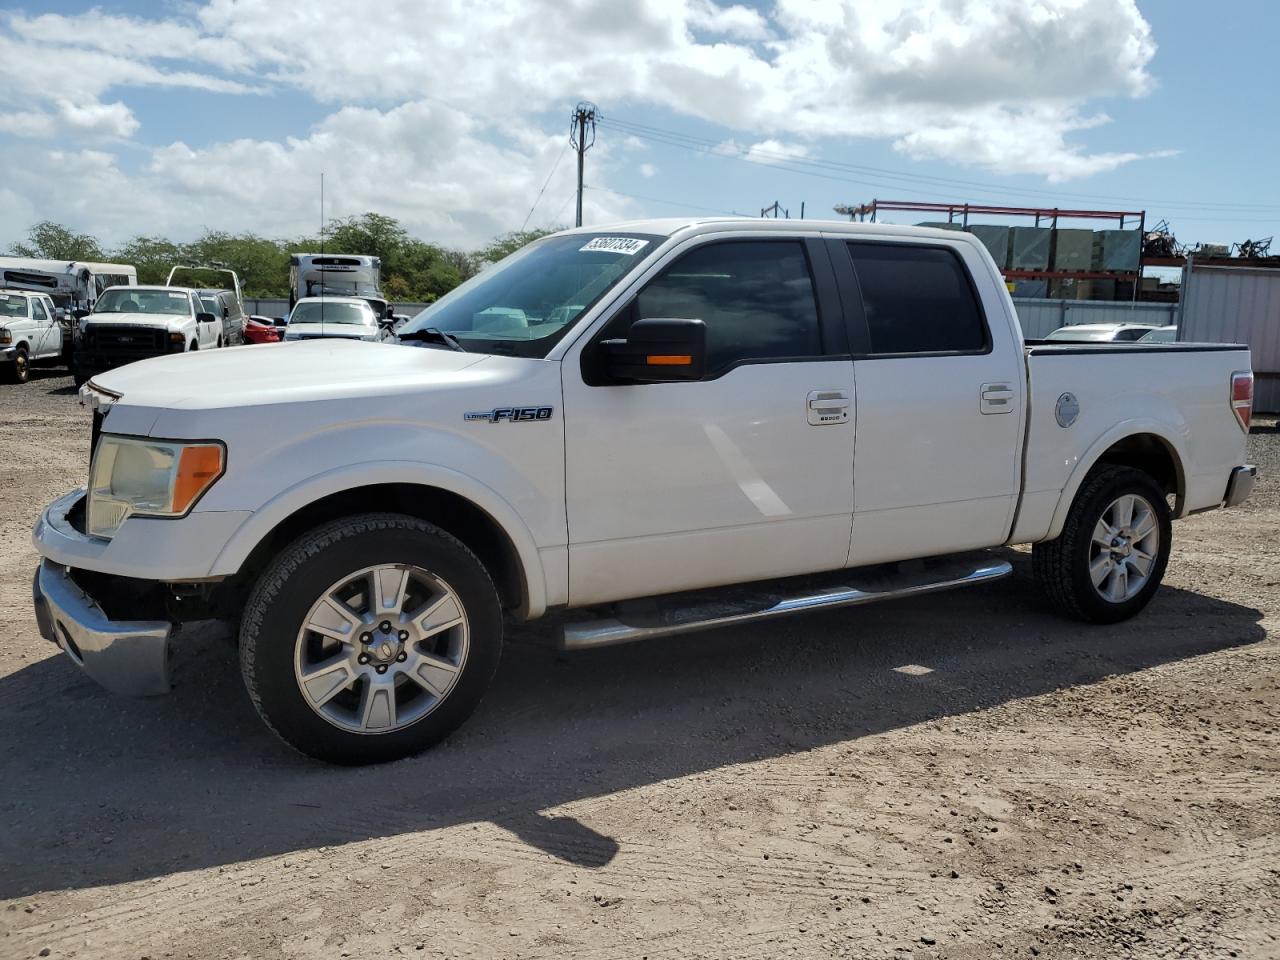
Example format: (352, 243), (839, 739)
(1224, 464), (1257, 508)
(32, 559), (172, 697)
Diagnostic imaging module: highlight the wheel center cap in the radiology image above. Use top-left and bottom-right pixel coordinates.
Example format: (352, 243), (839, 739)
(373, 639), (401, 663)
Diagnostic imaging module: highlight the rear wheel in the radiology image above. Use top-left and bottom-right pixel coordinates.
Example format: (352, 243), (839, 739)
(239, 513), (503, 764)
(1033, 465), (1172, 623)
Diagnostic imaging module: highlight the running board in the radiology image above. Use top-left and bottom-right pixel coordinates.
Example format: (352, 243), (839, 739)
(560, 554), (1012, 650)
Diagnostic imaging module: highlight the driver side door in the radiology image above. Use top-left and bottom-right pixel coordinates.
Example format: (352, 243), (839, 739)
(561, 235), (856, 606)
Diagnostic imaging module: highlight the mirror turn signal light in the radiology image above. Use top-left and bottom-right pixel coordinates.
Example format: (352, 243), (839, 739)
(646, 355), (693, 366)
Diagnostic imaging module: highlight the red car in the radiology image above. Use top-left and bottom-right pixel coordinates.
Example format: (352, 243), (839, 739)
(243, 315), (282, 344)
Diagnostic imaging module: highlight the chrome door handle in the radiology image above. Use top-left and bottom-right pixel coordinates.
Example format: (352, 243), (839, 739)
(808, 389), (850, 425)
(979, 382), (1015, 415)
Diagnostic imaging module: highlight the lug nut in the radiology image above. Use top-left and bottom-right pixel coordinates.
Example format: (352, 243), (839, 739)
(359, 632), (371, 644)
(397, 630), (409, 641)
(380, 621), (392, 633)
(397, 652), (407, 662)
(358, 653), (370, 664)
(376, 664), (388, 674)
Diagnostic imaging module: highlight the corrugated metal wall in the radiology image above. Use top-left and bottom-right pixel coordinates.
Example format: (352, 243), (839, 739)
(1013, 299), (1176, 340)
(1179, 263), (1280, 412)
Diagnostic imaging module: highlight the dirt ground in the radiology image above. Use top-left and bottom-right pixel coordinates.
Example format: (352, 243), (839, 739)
(1, 370), (1277, 960)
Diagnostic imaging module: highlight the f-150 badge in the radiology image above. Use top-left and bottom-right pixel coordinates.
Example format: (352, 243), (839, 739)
(464, 406), (554, 423)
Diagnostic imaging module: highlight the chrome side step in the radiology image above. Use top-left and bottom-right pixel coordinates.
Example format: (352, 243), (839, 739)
(560, 554), (1012, 650)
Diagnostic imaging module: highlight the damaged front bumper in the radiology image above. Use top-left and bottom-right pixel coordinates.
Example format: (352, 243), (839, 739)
(32, 559), (172, 697)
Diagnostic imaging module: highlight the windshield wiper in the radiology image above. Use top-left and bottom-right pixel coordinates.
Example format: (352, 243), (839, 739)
(397, 327), (466, 352)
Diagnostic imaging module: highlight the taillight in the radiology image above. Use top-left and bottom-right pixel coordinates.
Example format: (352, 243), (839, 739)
(1231, 371), (1254, 432)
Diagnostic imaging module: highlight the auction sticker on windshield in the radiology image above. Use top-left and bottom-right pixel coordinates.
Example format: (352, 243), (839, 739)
(168, 292), (186, 298)
(579, 237), (649, 255)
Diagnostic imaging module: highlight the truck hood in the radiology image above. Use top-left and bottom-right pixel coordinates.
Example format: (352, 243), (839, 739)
(91, 340), (489, 410)
(283, 321), (379, 340)
(84, 312), (187, 331)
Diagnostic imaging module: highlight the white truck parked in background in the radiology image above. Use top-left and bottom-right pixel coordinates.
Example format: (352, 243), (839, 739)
(31, 220), (1256, 764)
(289, 253), (392, 320)
(75, 284), (229, 385)
(0, 289), (63, 382)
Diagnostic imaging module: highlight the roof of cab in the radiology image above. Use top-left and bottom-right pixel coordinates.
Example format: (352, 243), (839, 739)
(553, 217), (979, 244)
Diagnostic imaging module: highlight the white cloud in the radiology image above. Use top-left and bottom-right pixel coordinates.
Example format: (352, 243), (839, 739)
(0, 0), (1171, 247)
(639, 162), (658, 178)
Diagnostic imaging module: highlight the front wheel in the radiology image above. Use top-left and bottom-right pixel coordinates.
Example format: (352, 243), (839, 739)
(1033, 465), (1172, 624)
(4, 347), (30, 384)
(239, 513), (503, 764)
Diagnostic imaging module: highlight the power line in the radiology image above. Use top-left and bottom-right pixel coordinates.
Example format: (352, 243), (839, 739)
(599, 115), (1280, 215)
(520, 140), (569, 232)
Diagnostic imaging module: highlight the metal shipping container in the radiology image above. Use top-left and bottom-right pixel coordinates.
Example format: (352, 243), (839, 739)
(1093, 230), (1142, 272)
(966, 225), (1011, 269)
(1010, 227), (1051, 270)
(1052, 229), (1093, 271)
(1179, 261), (1280, 412)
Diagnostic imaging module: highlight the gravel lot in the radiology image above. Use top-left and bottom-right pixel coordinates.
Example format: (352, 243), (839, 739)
(1, 370), (1277, 960)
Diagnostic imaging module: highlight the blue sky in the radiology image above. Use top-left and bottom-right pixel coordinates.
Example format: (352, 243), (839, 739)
(1, 0), (1277, 252)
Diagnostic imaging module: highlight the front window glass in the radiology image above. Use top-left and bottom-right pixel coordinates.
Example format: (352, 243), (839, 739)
(400, 232), (661, 357)
(290, 301), (374, 325)
(94, 289), (193, 316)
(0, 294), (29, 319)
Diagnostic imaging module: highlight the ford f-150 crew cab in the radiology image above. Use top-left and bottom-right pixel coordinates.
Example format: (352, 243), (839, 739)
(30, 219), (1257, 764)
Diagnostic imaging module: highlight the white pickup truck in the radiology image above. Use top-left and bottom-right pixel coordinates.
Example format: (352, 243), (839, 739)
(75, 285), (225, 386)
(31, 220), (1256, 764)
(0, 288), (64, 382)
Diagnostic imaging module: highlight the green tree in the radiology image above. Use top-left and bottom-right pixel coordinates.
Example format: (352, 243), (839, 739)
(475, 228), (556, 265)
(183, 231), (292, 297)
(10, 221), (104, 261)
(114, 235), (185, 285)
(320, 213), (410, 265)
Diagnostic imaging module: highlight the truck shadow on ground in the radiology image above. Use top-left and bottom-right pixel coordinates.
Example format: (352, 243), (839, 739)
(0, 551), (1265, 898)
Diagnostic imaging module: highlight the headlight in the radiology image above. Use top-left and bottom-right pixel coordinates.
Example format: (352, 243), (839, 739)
(87, 436), (225, 539)
(0, 330), (10, 345)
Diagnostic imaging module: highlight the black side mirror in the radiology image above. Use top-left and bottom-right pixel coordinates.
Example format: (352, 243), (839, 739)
(196, 311), (217, 325)
(72, 308), (90, 320)
(274, 316), (287, 327)
(601, 318), (707, 382)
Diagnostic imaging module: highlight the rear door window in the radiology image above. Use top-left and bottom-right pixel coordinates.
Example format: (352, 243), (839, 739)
(845, 243), (988, 355)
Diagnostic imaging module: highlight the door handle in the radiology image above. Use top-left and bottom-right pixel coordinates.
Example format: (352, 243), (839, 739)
(979, 382), (1015, 415)
(807, 389), (850, 425)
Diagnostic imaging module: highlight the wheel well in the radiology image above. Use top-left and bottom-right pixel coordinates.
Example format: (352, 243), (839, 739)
(236, 483), (526, 614)
(1091, 433), (1183, 504)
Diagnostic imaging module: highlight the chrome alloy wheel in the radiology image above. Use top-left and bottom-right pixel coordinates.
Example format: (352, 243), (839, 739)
(293, 563), (470, 734)
(1089, 493), (1160, 603)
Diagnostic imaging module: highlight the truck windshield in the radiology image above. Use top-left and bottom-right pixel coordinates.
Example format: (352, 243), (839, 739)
(290, 302), (374, 325)
(399, 232), (661, 358)
(0, 295), (28, 318)
(95, 289), (191, 316)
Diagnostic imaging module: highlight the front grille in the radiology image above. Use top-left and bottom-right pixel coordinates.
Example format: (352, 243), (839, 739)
(83, 325), (168, 365)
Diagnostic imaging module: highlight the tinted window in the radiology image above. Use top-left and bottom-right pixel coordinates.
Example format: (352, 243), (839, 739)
(846, 243), (986, 355)
(633, 241), (822, 372)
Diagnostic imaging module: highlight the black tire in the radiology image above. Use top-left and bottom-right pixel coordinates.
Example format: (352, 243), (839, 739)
(239, 513), (503, 764)
(72, 368), (89, 388)
(3, 347), (30, 384)
(1033, 465), (1172, 624)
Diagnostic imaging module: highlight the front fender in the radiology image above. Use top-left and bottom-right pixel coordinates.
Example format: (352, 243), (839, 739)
(1045, 418), (1188, 541)
(208, 460), (551, 618)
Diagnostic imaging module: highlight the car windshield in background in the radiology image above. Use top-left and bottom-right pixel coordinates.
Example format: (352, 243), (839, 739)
(290, 302), (374, 325)
(399, 232), (661, 358)
(95, 289), (191, 316)
(0, 295), (28, 318)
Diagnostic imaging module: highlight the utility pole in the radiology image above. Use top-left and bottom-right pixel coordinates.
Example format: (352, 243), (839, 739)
(760, 200), (788, 219)
(570, 102), (598, 228)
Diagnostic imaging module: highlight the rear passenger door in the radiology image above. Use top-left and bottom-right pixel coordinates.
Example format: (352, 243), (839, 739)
(831, 238), (1025, 566)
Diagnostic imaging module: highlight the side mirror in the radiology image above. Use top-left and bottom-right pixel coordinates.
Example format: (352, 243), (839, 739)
(72, 308), (90, 320)
(196, 311), (217, 325)
(273, 316), (287, 327)
(222, 306), (230, 318)
(601, 318), (707, 383)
